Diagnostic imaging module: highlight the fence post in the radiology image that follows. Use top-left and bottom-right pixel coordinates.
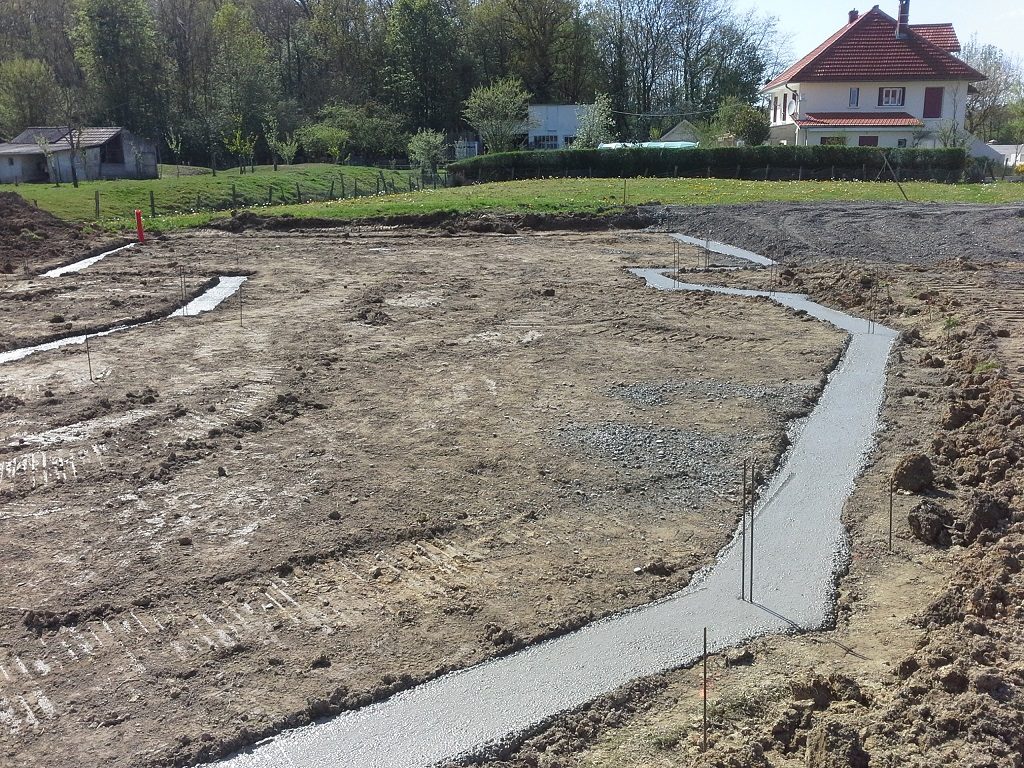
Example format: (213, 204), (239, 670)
(340, 175), (346, 198)
(268, 186), (273, 205)
(354, 178), (359, 197)
(150, 189), (156, 217)
(94, 190), (100, 219)
(329, 179), (335, 199)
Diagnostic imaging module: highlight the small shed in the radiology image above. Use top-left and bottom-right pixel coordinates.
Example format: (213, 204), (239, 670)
(0, 127), (158, 184)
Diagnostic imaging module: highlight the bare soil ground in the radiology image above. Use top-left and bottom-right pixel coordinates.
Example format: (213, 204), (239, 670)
(0, 193), (111, 275)
(0, 227), (842, 767)
(472, 204), (1024, 768)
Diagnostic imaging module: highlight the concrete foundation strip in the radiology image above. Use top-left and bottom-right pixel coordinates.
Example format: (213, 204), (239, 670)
(202, 239), (897, 768)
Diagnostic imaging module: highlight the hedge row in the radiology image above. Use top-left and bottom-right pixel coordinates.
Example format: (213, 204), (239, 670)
(448, 146), (969, 183)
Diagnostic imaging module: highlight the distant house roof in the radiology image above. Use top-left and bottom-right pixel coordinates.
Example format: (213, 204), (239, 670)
(7, 126), (125, 151)
(763, 7), (984, 91)
(908, 23), (960, 53)
(794, 111), (924, 128)
(660, 120), (699, 143)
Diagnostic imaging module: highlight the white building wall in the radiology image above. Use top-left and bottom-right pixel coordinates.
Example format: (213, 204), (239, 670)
(527, 105), (588, 149)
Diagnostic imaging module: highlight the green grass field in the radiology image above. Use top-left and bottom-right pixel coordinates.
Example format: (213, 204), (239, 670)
(1, 163), (418, 226)
(5, 173), (1023, 233)
(144, 177), (1024, 232)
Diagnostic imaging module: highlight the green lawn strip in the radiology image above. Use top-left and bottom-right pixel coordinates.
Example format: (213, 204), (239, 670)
(19, 177), (1022, 235)
(1, 163), (418, 224)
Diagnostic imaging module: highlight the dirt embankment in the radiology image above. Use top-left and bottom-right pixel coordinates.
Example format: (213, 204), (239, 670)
(0, 192), (113, 273)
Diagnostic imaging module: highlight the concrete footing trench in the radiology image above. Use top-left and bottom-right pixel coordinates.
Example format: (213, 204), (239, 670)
(197, 239), (897, 768)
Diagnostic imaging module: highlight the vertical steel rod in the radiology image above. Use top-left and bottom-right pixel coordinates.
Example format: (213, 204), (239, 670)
(238, 283), (243, 327)
(741, 461), (747, 601)
(888, 476), (894, 552)
(749, 462), (755, 602)
(702, 626), (708, 753)
(85, 334), (94, 381)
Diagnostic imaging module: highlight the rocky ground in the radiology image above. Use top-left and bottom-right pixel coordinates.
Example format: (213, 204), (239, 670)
(0, 222), (840, 767)
(466, 203), (1024, 768)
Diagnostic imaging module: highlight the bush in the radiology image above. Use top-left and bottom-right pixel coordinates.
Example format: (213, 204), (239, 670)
(448, 145), (969, 182)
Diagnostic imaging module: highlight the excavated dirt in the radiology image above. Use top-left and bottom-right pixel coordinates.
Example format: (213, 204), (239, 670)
(473, 205), (1024, 768)
(0, 227), (842, 767)
(0, 192), (111, 274)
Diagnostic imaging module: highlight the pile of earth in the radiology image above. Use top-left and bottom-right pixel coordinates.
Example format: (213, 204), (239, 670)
(0, 191), (108, 271)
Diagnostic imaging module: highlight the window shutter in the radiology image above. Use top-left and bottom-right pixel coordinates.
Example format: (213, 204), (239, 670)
(877, 87), (884, 106)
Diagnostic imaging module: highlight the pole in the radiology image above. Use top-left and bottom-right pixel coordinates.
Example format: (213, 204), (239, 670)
(85, 334), (94, 381)
(94, 190), (100, 219)
(888, 476), (894, 552)
(741, 461), (747, 600)
(238, 283), (243, 327)
(702, 626), (708, 753)
(749, 462), (755, 602)
(622, 178), (627, 205)
(149, 190), (156, 218)
(134, 210), (145, 244)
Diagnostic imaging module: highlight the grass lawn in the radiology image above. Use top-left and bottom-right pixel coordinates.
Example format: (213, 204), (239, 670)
(144, 177), (1024, 233)
(5, 174), (1022, 234)
(1, 163), (418, 225)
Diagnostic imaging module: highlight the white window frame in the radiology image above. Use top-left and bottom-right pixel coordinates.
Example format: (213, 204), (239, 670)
(849, 87), (860, 108)
(879, 87), (906, 107)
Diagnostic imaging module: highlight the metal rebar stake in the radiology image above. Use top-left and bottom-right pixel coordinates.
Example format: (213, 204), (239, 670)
(85, 334), (94, 382)
(888, 476), (894, 552)
(702, 626), (708, 753)
(741, 461), (747, 600)
(749, 462), (755, 602)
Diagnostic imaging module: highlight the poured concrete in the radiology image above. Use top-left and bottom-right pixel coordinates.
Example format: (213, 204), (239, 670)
(42, 243), (136, 278)
(670, 234), (778, 266)
(0, 276), (246, 365)
(203, 261), (895, 768)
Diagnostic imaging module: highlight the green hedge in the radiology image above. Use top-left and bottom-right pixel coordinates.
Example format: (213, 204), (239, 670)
(449, 146), (968, 183)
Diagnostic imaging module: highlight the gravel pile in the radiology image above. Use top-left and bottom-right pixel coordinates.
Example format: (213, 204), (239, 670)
(558, 421), (750, 494)
(609, 379), (813, 417)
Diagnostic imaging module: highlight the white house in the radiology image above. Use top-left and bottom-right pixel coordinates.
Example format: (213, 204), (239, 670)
(762, 2), (995, 156)
(0, 127), (158, 184)
(527, 105), (588, 149)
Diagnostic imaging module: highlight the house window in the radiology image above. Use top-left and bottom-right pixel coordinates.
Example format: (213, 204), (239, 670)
(858, 136), (879, 147)
(6, 158), (13, 166)
(878, 87), (906, 107)
(534, 135), (558, 150)
(820, 136), (847, 146)
(773, 97), (778, 123)
(897, 139), (908, 148)
(849, 87), (860, 108)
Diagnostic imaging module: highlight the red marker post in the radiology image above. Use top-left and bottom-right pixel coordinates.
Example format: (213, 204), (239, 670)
(135, 209), (145, 244)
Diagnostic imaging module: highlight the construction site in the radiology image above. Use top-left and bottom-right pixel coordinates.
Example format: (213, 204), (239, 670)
(2, 191), (1024, 768)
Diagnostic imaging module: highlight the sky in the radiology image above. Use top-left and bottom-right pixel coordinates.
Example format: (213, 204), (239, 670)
(742, 0), (1024, 65)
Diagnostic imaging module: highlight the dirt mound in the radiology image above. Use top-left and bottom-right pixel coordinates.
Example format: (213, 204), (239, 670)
(0, 191), (106, 272)
(209, 208), (656, 234)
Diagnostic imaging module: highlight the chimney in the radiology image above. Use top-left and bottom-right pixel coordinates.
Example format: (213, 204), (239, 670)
(896, 0), (910, 38)
(848, 9), (859, 23)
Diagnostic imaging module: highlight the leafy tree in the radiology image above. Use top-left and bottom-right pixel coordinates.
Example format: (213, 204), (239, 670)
(299, 103), (409, 160)
(296, 122), (350, 163)
(407, 128), (447, 172)
(463, 77), (532, 153)
(0, 58), (58, 137)
(961, 36), (1024, 140)
(223, 127), (258, 172)
(575, 93), (615, 148)
(713, 97), (768, 146)
(211, 2), (278, 140)
(74, 0), (168, 137)
(264, 121), (300, 168)
(383, 0), (461, 130)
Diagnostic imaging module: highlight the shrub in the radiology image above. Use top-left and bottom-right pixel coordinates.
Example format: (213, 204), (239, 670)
(449, 145), (969, 182)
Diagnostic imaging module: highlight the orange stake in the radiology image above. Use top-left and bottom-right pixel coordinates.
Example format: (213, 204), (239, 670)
(135, 209), (145, 244)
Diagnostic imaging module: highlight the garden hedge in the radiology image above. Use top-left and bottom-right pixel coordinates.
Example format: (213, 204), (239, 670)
(448, 146), (969, 183)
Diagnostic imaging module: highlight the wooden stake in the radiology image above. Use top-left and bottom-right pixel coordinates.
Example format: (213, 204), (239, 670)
(888, 476), (894, 552)
(238, 283), (243, 327)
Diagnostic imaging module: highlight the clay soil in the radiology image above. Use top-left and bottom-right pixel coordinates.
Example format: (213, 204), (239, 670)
(474, 203), (1024, 768)
(0, 225), (843, 767)
(0, 192), (111, 276)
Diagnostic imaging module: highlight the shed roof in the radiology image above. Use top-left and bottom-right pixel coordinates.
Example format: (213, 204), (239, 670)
(8, 126), (124, 150)
(763, 7), (983, 91)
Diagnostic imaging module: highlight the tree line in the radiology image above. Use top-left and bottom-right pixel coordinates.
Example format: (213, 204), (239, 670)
(0, 0), (786, 166)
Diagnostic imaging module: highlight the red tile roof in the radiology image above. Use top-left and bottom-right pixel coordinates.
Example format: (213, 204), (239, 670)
(908, 23), (960, 53)
(763, 7), (983, 91)
(794, 111), (924, 127)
